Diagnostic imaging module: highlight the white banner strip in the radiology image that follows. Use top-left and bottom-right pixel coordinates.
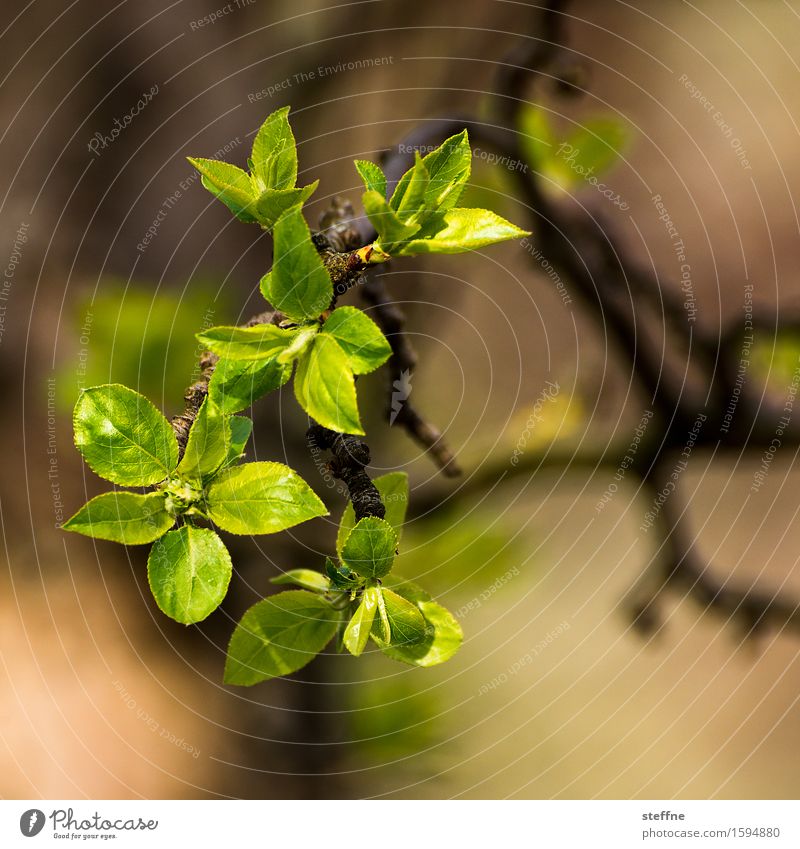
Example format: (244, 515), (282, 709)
(1, 800), (797, 847)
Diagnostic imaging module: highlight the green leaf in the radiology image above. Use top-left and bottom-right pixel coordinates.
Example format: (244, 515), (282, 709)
(188, 158), (257, 223)
(383, 575), (430, 604)
(751, 329), (800, 395)
(362, 190), (420, 247)
(176, 397), (230, 482)
(206, 461), (327, 535)
(518, 107), (628, 189)
(378, 578), (462, 667)
(371, 587), (427, 647)
(275, 324), (317, 364)
(343, 585), (379, 656)
(294, 333), (362, 434)
(389, 151), (429, 221)
(208, 356), (292, 413)
(63, 491), (173, 544)
(197, 324), (303, 361)
(271, 568), (331, 593)
(73, 384), (178, 486)
(419, 129), (471, 211)
(396, 208), (529, 255)
(250, 106), (297, 192)
(558, 118), (627, 180)
(254, 183), (318, 230)
(354, 159), (387, 198)
(262, 206), (332, 321)
(336, 472), (409, 558)
(375, 585), (391, 642)
(147, 526), (232, 625)
(224, 590), (339, 684)
(325, 556), (360, 589)
(223, 416), (253, 467)
(320, 307), (391, 375)
(340, 516), (397, 578)
(518, 106), (556, 169)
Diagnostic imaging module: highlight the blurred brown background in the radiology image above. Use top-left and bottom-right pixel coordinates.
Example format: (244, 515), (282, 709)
(2, 0), (800, 799)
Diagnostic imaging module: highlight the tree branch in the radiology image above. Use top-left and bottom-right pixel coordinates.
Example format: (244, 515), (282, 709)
(361, 272), (462, 477)
(378, 0), (800, 641)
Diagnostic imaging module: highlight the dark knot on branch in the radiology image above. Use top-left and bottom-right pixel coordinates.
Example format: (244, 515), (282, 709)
(306, 424), (385, 521)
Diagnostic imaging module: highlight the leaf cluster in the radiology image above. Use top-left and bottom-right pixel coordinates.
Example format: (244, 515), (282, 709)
(224, 472), (462, 685)
(198, 207), (391, 435)
(356, 130), (529, 258)
(61, 104), (534, 682)
(187, 106), (317, 230)
(64, 384), (326, 624)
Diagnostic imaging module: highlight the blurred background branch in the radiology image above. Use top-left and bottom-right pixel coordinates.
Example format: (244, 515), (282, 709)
(5, 0), (800, 800)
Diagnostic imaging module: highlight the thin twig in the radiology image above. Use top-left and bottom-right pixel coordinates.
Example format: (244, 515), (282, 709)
(362, 272), (462, 477)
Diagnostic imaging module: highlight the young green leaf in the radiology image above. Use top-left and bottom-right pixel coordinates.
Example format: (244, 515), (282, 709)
(343, 585), (379, 656)
(419, 129), (472, 211)
(518, 105), (556, 169)
(294, 333), (362, 434)
(320, 306), (391, 375)
(73, 384), (178, 486)
(340, 516), (397, 578)
(253, 183), (318, 230)
(558, 118), (628, 181)
(175, 397), (230, 482)
(206, 461), (327, 534)
(383, 575), (430, 604)
(375, 585), (391, 642)
(275, 324), (318, 364)
(262, 206), (333, 321)
(197, 324), (304, 361)
(250, 106), (297, 192)
(208, 356), (292, 414)
(389, 151), (429, 221)
(362, 190), (420, 247)
(188, 158), (257, 223)
(336, 472), (408, 558)
(371, 587), (427, 647)
(325, 556), (360, 589)
(518, 107), (628, 189)
(379, 577), (462, 667)
(271, 568), (331, 593)
(354, 159), (387, 198)
(223, 416), (253, 467)
(396, 207), (529, 255)
(224, 590), (339, 684)
(147, 526), (232, 625)
(63, 491), (173, 544)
